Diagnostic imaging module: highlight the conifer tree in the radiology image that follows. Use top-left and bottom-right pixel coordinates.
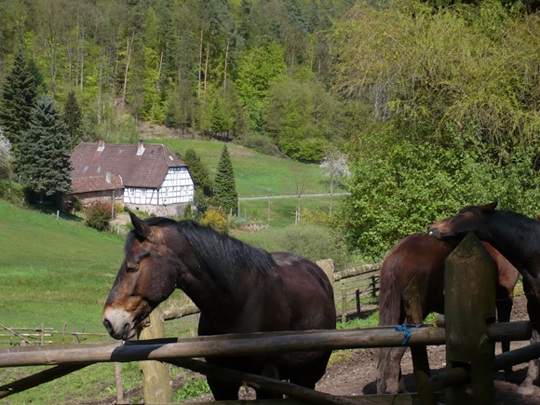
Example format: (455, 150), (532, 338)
(0, 48), (37, 150)
(183, 148), (214, 197)
(64, 90), (83, 148)
(214, 144), (238, 215)
(16, 95), (72, 204)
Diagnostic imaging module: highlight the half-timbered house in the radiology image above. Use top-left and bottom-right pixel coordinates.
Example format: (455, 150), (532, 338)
(70, 140), (194, 216)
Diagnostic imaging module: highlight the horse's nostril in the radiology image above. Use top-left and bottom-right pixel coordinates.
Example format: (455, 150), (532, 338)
(103, 318), (114, 335)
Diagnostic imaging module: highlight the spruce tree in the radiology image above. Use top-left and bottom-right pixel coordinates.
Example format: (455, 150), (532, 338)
(0, 48), (38, 151)
(64, 90), (83, 148)
(183, 148), (214, 197)
(16, 95), (72, 204)
(214, 144), (238, 215)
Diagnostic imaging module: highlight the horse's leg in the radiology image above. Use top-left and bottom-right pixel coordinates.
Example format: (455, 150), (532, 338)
(517, 329), (540, 396)
(206, 376), (241, 400)
(376, 346), (407, 394)
(288, 352), (330, 390)
(495, 295), (514, 375)
(255, 361), (283, 399)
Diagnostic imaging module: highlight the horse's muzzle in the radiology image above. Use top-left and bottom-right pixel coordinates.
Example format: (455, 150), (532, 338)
(102, 307), (137, 340)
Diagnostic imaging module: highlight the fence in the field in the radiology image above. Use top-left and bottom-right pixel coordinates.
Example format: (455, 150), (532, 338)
(1, 233), (539, 405)
(0, 323), (109, 347)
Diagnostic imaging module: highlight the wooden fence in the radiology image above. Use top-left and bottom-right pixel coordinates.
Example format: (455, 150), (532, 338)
(1, 235), (538, 404)
(0, 323), (109, 347)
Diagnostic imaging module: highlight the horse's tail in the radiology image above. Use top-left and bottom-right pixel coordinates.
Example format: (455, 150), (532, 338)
(376, 252), (405, 394)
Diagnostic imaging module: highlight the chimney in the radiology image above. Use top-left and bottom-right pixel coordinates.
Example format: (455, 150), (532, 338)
(97, 140), (105, 151)
(137, 140), (145, 156)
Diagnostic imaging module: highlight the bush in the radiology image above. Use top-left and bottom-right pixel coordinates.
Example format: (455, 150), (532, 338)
(200, 208), (229, 234)
(85, 203), (112, 232)
(236, 132), (281, 157)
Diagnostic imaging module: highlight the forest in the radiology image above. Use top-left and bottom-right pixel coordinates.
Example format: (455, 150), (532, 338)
(2, 0), (540, 259)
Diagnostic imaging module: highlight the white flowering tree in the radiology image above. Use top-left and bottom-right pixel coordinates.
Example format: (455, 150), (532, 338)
(0, 128), (13, 180)
(320, 150), (350, 215)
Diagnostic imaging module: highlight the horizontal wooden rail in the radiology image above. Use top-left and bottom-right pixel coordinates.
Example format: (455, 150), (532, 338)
(333, 263), (381, 282)
(0, 321), (530, 368)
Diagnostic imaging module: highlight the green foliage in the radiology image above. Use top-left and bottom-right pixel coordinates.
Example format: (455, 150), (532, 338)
(236, 43), (287, 130)
(264, 76), (338, 161)
(64, 90), (84, 148)
(214, 144), (238, 214)
(85, 203), (112, 232)
(336, 128), (540, 259)
(240, 222), (351, 269)
(15, 95), (72, 204)
(0, 47), (37, 149)
(182, 148), (214, 197)
(174, 376), (211, 401)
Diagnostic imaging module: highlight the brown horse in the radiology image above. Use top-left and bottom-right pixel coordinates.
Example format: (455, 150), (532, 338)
(428, 202), (540, 395)
(376, 232), (519, 394)
(102, 211), (336, 400)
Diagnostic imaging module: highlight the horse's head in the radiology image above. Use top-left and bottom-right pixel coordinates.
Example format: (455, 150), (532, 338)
(102, 210), (181, 340)
(428, 202), (498, 243)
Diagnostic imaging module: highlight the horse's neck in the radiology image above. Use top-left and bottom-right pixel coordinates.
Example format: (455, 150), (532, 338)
(175, 256), (242, 319)
(489, 214), (540, 275)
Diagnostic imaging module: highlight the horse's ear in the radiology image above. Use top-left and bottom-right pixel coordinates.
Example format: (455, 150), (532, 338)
(483, 202), (497, 212)
(127, 209), (150, 239)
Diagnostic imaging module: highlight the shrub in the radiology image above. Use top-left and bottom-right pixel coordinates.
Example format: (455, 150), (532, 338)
(200, 208), (229, 234)
(85, 203), (112, 232)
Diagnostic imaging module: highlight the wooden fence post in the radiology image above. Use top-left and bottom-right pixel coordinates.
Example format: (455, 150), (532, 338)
(444, 232), (496, 405)
(341, 285), (347, 323)
(137, 305), (172, 403)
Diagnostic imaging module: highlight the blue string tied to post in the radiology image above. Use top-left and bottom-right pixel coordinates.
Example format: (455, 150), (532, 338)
(394, 323), (423, 345)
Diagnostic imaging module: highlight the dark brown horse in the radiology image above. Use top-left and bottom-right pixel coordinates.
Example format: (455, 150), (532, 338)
(428, 202), (540, 395)
(102, 211), (336, 400)
(376, 233), (519, 394)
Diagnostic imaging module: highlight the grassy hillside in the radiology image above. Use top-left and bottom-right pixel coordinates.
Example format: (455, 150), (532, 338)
(0, 199), (124, 331)
(152, 139), (331, 197)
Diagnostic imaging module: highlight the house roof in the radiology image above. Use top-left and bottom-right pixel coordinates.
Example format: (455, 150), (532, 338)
(70, 141), (187, 193)
(71, 174), (124, 194)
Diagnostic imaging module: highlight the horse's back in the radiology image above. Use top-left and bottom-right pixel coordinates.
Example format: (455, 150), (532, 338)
(270, 251), (336, 330)
(379, 233), (451, 325)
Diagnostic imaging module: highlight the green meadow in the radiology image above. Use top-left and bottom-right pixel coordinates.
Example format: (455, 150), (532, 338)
(0, 199), (124, 331)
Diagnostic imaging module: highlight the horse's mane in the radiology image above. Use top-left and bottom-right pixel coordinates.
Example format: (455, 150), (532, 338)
(176, 219), (276, 289)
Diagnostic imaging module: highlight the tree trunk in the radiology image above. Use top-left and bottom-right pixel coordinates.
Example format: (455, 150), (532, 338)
(224, 39), (230, 89)
(121, 36), (133, 111)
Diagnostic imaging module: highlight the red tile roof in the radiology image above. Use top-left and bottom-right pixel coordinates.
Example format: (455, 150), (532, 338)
(71, 174), (123, 194)
(70, 141), (187, 193)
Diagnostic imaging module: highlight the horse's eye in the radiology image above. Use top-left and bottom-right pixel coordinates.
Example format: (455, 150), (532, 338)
(125, 260), (139, 273)
(126, 265), (139, 273)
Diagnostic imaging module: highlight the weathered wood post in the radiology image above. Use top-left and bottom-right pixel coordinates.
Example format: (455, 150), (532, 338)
(137, 305), (172, 403)
(444, 232), (496, 405)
